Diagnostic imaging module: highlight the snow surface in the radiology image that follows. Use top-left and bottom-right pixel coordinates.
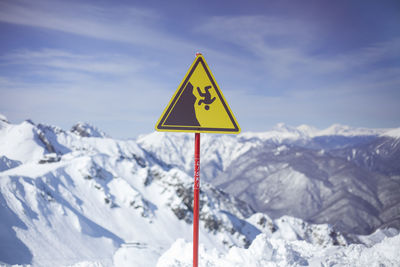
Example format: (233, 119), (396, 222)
(0, 121), (46, 163)
(156, 233), (400, 267)
(239, 123), (389, 141)
(382, 127), (400, 139)
(315, 124), (388, 137)
(1, 120), (399, 266)
(239, 123), (309, 142)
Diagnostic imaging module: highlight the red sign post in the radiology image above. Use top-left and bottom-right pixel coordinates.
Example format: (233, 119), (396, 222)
(193, 132), (200, 267)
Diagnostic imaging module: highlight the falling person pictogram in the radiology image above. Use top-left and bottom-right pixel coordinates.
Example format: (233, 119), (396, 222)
(197, 86), (216, 110)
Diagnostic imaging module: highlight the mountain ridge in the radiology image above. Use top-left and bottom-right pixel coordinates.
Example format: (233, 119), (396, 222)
(138, 124), (400, 235)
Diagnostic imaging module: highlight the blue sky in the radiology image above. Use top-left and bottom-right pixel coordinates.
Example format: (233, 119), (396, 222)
(0, 0), (399, 138)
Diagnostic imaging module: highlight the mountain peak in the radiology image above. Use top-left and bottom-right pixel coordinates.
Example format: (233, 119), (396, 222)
(296, 124), (319, 136)
(318, 124), (386, 136)
(0, 114), (10, 130)
(273, 123), (298, 133)
(71, 122), (108, 138)
(0, 113), (9, 123)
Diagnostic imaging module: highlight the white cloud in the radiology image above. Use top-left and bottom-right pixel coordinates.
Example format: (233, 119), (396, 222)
(1, 48), (156, 76)
(195, 15), (400, 80)
(195, 15), (324, 77)
(0, 0), (195, 53)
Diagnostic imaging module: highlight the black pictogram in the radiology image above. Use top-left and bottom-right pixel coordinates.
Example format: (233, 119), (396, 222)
(164, 82), (200, 126)
(197, 86), (216, 110)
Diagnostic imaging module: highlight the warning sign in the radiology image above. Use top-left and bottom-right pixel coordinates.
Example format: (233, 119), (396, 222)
(156, 54), (240, 134)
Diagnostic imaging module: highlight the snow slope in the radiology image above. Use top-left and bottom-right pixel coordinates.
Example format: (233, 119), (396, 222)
(156, 232), (400, 267)
(382, 128), (400, 139)
(1, 120), (254, 265)
(1, 117), (399, 266)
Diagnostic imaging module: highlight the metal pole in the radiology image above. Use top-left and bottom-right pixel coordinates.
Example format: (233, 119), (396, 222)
(193, 132), (200, 267)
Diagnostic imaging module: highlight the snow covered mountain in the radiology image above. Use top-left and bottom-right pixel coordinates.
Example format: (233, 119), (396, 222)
(157, 231), (400, 267)
(138, 124), (400, 235)
(0, 118), (258, 266)
(0, 116), (399, 266)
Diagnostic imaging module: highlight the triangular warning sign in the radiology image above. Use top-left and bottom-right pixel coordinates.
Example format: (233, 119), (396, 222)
(156, 54), (240, 134)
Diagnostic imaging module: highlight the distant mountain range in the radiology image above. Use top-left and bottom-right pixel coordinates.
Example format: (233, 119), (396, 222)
(0, 115), (399, 266)
(138, 123), (400, 235)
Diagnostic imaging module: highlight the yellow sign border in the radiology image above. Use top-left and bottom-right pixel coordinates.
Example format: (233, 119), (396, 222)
(155, 55), (240, 134)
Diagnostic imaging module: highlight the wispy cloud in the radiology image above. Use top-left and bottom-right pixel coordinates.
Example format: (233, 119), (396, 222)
(195, 15), (327, 76)
(0, 0), (195, 53)
(0, 45), (171, 137)
(1, 49), (156, 76)
(196, 15), (400, 79)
